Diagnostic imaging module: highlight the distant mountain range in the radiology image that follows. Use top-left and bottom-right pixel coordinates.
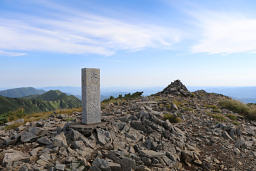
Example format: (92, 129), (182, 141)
(0, 90), (81, 124)
(41, 86), (129, 100)
(1, 86), (256, 104)
(0, 87), (45, 98)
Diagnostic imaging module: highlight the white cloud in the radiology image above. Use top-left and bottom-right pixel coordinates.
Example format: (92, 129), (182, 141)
(192, 12), (256, 54)
(0, 50), (26, 56)
(0, 3), (182, 56)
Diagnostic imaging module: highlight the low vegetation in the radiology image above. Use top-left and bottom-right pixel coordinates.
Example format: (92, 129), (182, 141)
(102, 91), (143, 103)
(208, 113), (227, 122)
(163, 113), (182, 123)
(226, 113), (238, 120)
(4, 108), (81, 130)
(219, 99), (256, 120)
(0, 90), (81, 124)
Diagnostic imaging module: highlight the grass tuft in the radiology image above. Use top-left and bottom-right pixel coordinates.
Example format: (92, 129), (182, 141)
(4, 108), (81, 130)
(208, 113), (227, 122)
(219, 99), (256, 120)
(226, 114), (237, 120)
(219, 99), (249, 114)
(163, 113), (182, 123)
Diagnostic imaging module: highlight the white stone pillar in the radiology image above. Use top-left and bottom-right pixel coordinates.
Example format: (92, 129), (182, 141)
(81, 68), (101, 124)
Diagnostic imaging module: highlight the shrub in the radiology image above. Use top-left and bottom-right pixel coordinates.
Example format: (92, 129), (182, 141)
(232, 121), (240, 125)
(219, 99), (250, 115)
(248, 108), (256, 120)
(183, 107), (193, 112)
(205, 104), (218, 110)
(163, 113), (182, 123)
(124, 93), (131, 98)
(208, 113), (227, 122)
(226, 114), (237, 120)
(219, 99), (256, 121)
(173, 99), (183, 107)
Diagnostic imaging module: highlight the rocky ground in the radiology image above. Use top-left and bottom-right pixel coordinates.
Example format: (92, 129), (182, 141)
(0, 80), (256, 171)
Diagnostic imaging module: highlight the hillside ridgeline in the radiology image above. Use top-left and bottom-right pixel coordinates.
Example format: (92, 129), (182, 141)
(0, 80), (256, 170)
(0, 90), (81, 124)
(0, 87), (45, 98)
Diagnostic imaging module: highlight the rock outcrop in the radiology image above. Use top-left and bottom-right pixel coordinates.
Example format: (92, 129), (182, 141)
(0, 80), (255, 170)
(158, 80), (191, 97)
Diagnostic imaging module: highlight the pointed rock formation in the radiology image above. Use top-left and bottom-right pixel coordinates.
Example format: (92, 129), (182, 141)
(158, 80), (191, 97)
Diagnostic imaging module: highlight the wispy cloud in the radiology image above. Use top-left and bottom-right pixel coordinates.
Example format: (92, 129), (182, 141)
(0, 1), (182, 56)
(0, 50), (26, 56)
(192, 11), (256, 54)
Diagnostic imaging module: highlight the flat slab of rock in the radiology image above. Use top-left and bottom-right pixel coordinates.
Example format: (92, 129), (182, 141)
(70, 122), (106, 129)
(139, 150), (165, 158)
(3, 149), (29, 165)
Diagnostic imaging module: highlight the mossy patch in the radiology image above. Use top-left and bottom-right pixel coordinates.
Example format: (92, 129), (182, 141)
(208, 113), (227, 122)
(226, 114), (237, 120)
(163, 113), (182, 123)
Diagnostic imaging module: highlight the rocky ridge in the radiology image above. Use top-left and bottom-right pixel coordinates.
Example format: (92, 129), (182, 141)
(0, 80), (256, 171)
(157, 80), (191, 97)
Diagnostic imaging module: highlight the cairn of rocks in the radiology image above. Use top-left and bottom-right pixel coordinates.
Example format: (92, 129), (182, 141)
(159, 80), (191, 97)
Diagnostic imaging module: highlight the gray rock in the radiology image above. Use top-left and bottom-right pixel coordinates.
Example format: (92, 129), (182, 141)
(39, 152), (51, 162)
(120, 157), (136, 171)
(92, 158), (110, 170)
(3, 149), (30, 166)
(73, 140), (86, 150)
(235, 139), (246, 148)
(222, 131), (233, 140)
(108, 162), (122, 171)
(55, 163), (65, 170)
(89, 166), (101, 171)
(5, 119), (24, 126)
(20, 131), (37, 143)
(135, 165), (151, 171)
(28, 127), (43, 136)
(139, 150), (165, 158)
(141, 157), (151, 166)
(96, 128), (111, 145)
(59, 147), (68, 157)
(37, 136), (52, 145)
(36, 159), (48, 167)
(69, 129), (95, 148)
(18, 165), (29, 171)
(30, 147), (43, 156)
(53, 132), (67, 147)
(48, 167), (56, 171)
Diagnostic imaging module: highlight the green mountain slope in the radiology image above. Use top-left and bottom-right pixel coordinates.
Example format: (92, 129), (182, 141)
(0, 87), (45, 98)
(0, 90), (81, 124)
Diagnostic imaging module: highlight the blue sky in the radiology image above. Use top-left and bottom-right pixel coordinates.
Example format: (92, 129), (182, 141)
(1, 0), (256, 88)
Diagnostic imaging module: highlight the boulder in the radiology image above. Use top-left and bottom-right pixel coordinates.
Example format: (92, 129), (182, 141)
(37, 136), (52, 145)
(96, 128), (111, 145)
(20, 131), (37, 143)
(3, 149), (29, 166)
(55, 163), (65, 170)
(120, 157), (136, 171)
(139, 150), (165, 158)
(92, 158), (110, 171)
(53, 132), (67, 147)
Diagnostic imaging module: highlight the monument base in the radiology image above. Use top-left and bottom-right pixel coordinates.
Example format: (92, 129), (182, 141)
(69, 122), (106, 137)
(70, 122), (106, 129)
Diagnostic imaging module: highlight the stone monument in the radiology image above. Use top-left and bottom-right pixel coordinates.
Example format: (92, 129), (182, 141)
(81, 68), (101, 124)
